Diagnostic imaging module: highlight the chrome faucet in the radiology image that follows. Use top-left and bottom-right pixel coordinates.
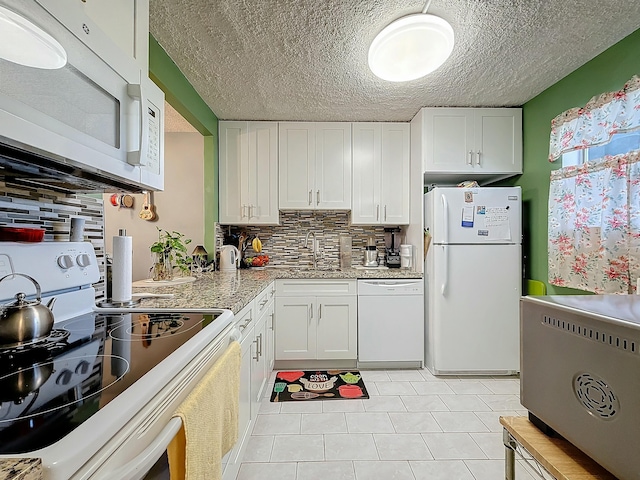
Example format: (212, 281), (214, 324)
(304, 231), (317, 269)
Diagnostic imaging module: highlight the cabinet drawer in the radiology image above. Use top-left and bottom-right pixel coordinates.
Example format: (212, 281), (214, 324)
(276, 279), (356, 296)
(255, 282), (275, 317)
(235, 303), (254, 340)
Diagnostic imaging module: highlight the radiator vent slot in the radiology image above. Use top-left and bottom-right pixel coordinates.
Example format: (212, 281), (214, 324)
(574, 373), (619, 419)
(542, 315), (637, 354)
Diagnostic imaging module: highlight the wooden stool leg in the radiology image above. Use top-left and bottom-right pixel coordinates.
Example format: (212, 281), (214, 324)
(503, 427), (516, 480)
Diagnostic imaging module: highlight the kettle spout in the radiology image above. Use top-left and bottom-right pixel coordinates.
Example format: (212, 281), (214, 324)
(46, 297), (56, 311)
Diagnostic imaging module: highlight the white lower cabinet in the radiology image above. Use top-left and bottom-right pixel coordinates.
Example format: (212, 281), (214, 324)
(250, 307), (267, 413)
(275, 279), (357, 360)
(222, 282), (274, 480)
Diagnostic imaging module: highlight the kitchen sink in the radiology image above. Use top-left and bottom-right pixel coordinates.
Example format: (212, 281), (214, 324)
(297, 267), (342, 272)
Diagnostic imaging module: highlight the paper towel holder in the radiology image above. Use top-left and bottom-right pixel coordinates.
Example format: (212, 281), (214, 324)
(97, 229), (142, 308)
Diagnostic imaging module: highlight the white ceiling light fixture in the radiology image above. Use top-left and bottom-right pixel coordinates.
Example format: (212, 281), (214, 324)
(0, 5), (67, 69)
(368, 0), (454, 82)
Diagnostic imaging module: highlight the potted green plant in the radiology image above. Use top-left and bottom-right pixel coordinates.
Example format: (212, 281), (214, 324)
(149, 228), (192, 281)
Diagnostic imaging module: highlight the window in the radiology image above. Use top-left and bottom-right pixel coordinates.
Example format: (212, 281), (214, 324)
(562, 131), (640, 167)
(549, 76), (640, 293)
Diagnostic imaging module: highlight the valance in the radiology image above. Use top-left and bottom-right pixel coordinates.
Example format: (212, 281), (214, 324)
(548, 75), (640, 162)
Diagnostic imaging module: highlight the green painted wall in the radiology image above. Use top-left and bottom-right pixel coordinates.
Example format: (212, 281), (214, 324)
(148, 35), (219, 256)
(517, 28), (640, 294)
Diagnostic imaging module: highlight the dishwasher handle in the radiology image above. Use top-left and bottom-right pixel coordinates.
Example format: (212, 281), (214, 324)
(360, 280), (422, 288)
(94, 417), (182, 480)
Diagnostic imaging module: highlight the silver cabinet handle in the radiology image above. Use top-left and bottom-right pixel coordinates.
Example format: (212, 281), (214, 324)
(249, 205), (254, 218)
(308, 190), (312, 205)
(259, 299), (268, 307)
(316, 190), (320, 205)
(258, 333), (263, 357)
(253, 338), (259, 361)
(310, 303), (313, 320)
(269, 312), (274, 330)
(467, 151), (473, 165)
(318, 304), (322, 320)
(241, 205), (247, 218)
(476, 151), (481, 165)
(384, 205), (387, 221)
(376, 204), (380, 221)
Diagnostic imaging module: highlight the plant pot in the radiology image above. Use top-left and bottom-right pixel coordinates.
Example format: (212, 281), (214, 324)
(151, 251), (173, 281)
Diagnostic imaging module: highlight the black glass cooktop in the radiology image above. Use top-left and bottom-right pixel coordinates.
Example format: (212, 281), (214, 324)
(0, 311), (221, 454)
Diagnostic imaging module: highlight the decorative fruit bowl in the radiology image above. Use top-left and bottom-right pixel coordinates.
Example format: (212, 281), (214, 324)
(243, 254), (269, 268)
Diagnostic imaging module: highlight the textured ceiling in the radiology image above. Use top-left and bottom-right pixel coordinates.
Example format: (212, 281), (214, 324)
(150, 0), (640, 122)
(164, 101), (198, 132)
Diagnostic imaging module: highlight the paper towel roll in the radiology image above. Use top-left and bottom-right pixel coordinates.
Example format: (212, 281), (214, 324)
(112, 231), (132, 302)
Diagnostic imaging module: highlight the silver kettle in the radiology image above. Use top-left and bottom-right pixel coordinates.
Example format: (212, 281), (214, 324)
(0, 273), (56, 347)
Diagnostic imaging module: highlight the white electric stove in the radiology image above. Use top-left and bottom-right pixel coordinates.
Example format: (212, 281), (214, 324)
(0, 242), (235, 480)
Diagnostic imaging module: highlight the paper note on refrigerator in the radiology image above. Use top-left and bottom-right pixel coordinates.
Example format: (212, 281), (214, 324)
(484, 207), (511, 240)
(461, 207), (474, 227)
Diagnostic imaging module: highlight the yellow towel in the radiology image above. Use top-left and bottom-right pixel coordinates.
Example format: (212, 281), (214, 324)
(167, 340), (241, 480)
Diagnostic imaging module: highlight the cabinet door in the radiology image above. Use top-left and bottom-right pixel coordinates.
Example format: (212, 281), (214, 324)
(228, 324), (254, 466)
(219, 121), (248, 224)
(265, 302), (275, 371)
(423, 108), (475, 173)
(279, 123), (314, 209)
(351, 123), (382, 225)
(275, 297), (315, 360)
(250, 313), (268, 417)
(474, 109), (522, 173)
(315, 123), (352, 210)
(316, 295), (357, 360)
(381, 123), (410, 225)
(82, 0), (148, 71)
(248, 122), (279, 224)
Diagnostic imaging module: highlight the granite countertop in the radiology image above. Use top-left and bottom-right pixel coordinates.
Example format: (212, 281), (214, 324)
(130, 267), (422, 313)
(0, 459), (42, 480)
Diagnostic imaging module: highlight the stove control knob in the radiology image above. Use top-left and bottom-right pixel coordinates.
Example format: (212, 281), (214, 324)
(57, 255), (74, 270)
(75, 360), (90, 375)
(76, 254), (91, 268)
(56, 368), (73, 386)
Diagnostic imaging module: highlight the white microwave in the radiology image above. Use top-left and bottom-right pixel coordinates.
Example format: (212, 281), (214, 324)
(0, 0), (164, 192)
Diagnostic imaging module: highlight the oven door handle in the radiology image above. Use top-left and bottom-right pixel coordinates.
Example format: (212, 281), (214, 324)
(95, 417), (182, 480)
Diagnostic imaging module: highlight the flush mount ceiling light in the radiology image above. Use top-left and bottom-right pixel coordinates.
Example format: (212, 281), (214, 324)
(368, 1), (454, 82)
(0, 5), (67, 69)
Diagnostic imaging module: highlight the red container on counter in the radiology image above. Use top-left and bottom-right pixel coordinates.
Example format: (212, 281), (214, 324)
(0, 227), (45, 242)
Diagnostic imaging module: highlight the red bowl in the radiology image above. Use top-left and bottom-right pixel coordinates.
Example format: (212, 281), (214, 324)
(0, 227), (45, 242)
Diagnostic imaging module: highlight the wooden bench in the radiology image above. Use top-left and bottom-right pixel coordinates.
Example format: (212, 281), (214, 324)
(500, 416), (618, 480)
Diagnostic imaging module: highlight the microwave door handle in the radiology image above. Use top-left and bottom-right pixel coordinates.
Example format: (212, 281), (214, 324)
(126, 83), (147, 166)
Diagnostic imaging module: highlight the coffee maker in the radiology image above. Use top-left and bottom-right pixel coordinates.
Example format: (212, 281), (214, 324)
(385, 228), (401, 268)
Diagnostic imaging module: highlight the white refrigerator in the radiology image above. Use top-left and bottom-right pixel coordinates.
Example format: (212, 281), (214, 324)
(424, 186), (522, 375)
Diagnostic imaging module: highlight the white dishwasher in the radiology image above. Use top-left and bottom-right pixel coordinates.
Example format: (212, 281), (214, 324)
(357, 279), (424, 368)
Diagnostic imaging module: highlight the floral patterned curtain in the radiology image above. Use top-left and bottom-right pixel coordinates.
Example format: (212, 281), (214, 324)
(548, 75), (640, 162)
(548, 151), (640, 293)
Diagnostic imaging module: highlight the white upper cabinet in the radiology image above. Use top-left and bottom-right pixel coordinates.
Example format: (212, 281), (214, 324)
(219, 121), (279, 225)
(82, 0), (149, 72)
(417, 108), (522, 183)
(36, 0), (149, 74)
(352, 123), (410, 225)
(279, 123), (351, 210)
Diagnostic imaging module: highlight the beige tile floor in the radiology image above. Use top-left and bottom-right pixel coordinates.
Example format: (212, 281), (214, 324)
(235, 369), (552, 480)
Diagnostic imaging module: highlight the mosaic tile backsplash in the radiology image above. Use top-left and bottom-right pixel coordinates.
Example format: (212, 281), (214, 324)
(220, 211), (408, 269)
(0, 182), (106, 298)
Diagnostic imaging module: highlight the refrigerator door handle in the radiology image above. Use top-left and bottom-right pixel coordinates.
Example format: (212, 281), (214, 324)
(441, 245), (448, 296)
(441, 193), (449, 245)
